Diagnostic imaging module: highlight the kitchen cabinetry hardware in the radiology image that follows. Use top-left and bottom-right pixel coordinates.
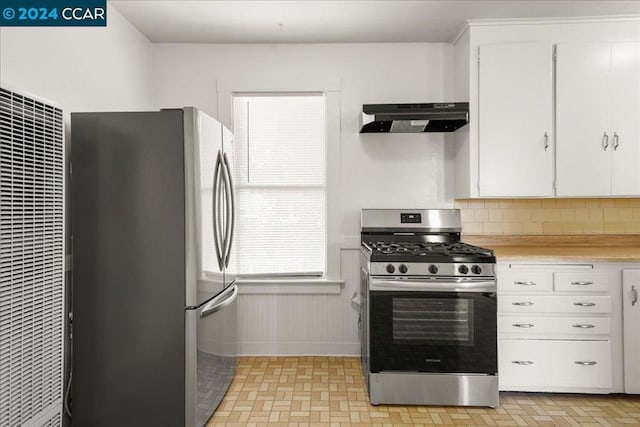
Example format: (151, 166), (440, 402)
(632, 285), (638, 306)
(514, 281), (536, 286)
(544, 132), (549, 151)
(602, 132), (609, 151)
(512, 361), (534, 365)
(512, 302), (534, 306)
(575, 361), (597, 366)
(573, 302), (596, 307)
(613, 132), (619, 151)
(573, 324), (595, 329)
(512, 323), (534, 328)
(571, 281), (594, 286)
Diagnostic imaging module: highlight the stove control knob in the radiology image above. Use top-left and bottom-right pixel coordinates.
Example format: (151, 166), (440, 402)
(428, 264), (439, 274)
(471, 265), (482, 275)
(399, 264), (408, 274)
(386, 264), (395, 274)
(458, 265), (469, 274)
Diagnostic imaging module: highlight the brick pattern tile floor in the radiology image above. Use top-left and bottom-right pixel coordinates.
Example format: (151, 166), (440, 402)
(207, 356), (640, 426)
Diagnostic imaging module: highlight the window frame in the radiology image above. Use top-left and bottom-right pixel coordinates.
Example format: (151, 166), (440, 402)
(216, 79), (342, 284)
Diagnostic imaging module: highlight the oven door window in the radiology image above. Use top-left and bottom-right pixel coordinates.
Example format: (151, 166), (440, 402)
(369, 291), (496, 374)
(393, 297), (474, 346)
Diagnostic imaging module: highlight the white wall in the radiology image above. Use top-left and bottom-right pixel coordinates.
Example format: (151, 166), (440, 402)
(0, 3), (153, 114)
(152, 42), (455, 355)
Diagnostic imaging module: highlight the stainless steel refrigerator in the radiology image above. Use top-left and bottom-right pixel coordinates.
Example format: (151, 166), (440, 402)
(71, 107), (237, 427)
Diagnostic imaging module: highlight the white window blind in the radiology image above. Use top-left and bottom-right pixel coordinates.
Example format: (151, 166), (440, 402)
(232, 94), (326, 276)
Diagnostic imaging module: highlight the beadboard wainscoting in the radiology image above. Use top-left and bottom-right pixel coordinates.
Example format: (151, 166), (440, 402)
(236, 249), (361, 355)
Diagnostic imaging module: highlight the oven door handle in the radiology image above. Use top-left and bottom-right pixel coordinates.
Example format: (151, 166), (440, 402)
(369, 279), (496, 293)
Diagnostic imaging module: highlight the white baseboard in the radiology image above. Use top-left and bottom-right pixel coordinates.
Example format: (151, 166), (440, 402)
(238, 342), (360, 356)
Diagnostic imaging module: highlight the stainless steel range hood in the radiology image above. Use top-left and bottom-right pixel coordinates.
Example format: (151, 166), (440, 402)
(360, 103), (469, 133)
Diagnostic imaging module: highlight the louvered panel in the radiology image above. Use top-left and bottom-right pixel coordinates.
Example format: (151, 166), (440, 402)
(0, 87), (64, 427)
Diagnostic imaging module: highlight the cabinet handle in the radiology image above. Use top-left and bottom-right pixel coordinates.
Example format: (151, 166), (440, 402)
(512, 323), (534, 328)
(602, 132), (609, 151)
(632, 285), (638, 307)
(575, 361), (597, 366)
(572, 324), (595, 329)
(573, 302), (596, 307)
(544, 132), (549, 151)
(512, 360), (534, 365)
(613, 132), (619, 151)
(514, 281), (536, 286)
(512, 302), (534, 306)
(571, 281), (593, 286)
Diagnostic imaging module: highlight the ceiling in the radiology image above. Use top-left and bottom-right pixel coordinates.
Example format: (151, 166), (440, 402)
(111, 1), (640, 44)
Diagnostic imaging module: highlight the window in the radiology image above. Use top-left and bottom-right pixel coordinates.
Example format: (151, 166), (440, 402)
(232, 94), (326, 276)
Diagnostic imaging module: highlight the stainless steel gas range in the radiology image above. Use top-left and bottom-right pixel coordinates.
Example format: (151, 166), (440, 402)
(359, 209), (499, 407)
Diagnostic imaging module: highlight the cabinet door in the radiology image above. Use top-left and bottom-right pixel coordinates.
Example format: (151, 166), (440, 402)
(556, 43), (612, 196)
(611, 43), (640, 196)
(623, 270), (640, 393)
(478, 42), (554, 196)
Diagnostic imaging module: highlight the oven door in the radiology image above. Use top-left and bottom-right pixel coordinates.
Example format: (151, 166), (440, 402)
(368, 277), (497, 375)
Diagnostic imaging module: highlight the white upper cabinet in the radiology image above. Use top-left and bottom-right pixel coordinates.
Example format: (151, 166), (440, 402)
(478, 42), (554, 197)
(611, 43), (640, 196)
(453, 19), (640, 199)
(556, 42), (640, 197)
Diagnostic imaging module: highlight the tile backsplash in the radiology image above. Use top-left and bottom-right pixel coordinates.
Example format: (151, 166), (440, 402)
(454, 199), (640, 235)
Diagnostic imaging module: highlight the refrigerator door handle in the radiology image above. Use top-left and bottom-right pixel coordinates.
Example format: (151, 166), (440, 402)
(200, 283), (238, 318)
(222, 152), (235, 267)
(212, 151), (224, 271)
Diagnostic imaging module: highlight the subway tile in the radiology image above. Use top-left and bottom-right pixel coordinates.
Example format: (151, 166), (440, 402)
(530, 209), (546, 222)
(545, 209), (562, 222)
(542, 222), (563, 234)
(489, 209), (504, 222)
(515, 209), (531, 222)
(474, 209), (489, 222)
(618, 208), (633, 221)
(574, 208), (589, 222)
(483, 223), (504, 234)
(614, 199), (632, 207)
(560, 209), (575, 223)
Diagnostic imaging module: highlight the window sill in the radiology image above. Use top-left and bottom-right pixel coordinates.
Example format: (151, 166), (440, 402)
(236, 278), (344, 294)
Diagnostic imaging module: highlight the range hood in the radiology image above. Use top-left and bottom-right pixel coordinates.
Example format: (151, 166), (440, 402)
(360, 103), (469, 133)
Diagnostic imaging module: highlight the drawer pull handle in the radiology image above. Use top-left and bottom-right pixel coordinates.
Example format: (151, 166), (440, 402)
(571, 281), (594, 286)
(514, 281), (536, 286)
(512, 360), (534, 365)
(632, 285), (638, 307)
(512, 302), (534, 306)
(573, 302), (596, 307)
(512, 323), (534, 328)
(573, 324), (595, 329)
(575, 361), (597, 366)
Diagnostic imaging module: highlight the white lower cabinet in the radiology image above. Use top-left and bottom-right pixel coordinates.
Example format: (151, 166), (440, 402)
(497, 262), (624, 393)
(499, 340), (612, 392)
(623, 270), (640, 393)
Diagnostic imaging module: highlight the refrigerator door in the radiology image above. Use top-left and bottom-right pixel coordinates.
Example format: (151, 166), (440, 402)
(221, 125), (236, 287)
(184, 107), (226, 307)
(185, 282), (238, 426)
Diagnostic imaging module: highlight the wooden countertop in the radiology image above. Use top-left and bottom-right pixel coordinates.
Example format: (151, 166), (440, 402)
(463, 234), (640, 262)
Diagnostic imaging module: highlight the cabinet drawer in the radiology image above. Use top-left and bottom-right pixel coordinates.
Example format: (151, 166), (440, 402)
(499, 339), (612, 391)
(498, 270), (553, 293)
(555, 272), (609, 293)
(499, 295), (611, 314)
(498, 316), (611, 339)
